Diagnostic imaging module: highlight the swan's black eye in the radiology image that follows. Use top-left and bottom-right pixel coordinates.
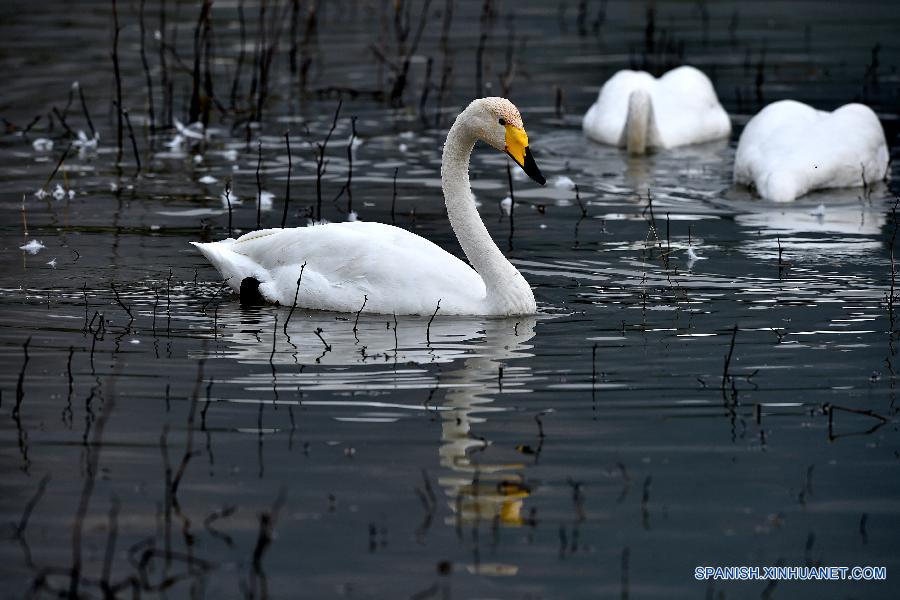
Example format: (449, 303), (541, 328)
(498, 117), (506, 126)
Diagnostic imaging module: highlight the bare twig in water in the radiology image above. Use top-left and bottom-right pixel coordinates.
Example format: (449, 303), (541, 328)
(118, 105), (141, 174)
(220, 180), (232, 237)
(282, 131), (292, 228)
(315, 99), (343, 221)
(332, 116), (357, 214)
(498, 13), (523, 97)
(393, 312), (399, 359)
(14, 474), (50, 565)
(426, 299), (441, 345)
(414, 470), (437, 542)
(776, 235), (791, 277)
(42, 143), (73, 192)
(68, 386), (116, 598)
(378, 0), (435, 106)
(188, 1), (212, 124)
(247, 488), (287, 599)
(824, 403), (889, 441)
(13, 337), (32, 421)
(555, 86), (565, 118)
(138, 0), (155, 135)
(419, 56), (433, 118)
(354, 294), (368, 337)
(111, 0), (124, 163)
(284, 261), (307, 334)
(111, 283), (134, 326)
(270, 314), (278, 363)
(391, 167), (399, 225)
(76, 83), (96, 139)
(256, 139), (263, 229)
(99, 495), (121, 596)
(201, 278), (230, 312)
(51, 106), (76, 137)
(314, 328), (331, 351)
(170, 360), (205, 499)
(153, 1), (170, 125)
(204, 505), (236, 547)
(574, 184), (587, 217)
(434, 0), (455, 127)
(475, 0), (497, 97)
(824, 403), (888, 425)
(721, 324), (738, 391)
(574, 183), (589, 246)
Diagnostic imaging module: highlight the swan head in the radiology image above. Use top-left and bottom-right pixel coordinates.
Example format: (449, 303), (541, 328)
(465, 97), (546, 185)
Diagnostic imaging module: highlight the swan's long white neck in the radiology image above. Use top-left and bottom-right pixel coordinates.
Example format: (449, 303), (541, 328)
(625, 89), (651, 155)
(441, 110), (535, 314)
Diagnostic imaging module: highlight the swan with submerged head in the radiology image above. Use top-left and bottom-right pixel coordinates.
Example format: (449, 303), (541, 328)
(582, 66), (731, 155)
(192, 97), (546, 316)
(734, 100), (888, 202)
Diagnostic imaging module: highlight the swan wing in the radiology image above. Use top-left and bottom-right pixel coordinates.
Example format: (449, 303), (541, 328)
(651, 66), (731, 147)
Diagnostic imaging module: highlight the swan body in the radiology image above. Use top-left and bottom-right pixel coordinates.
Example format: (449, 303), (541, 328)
(582, 66), (731, 154)
(193, 223), (489, 314)
(192, 98), (546, 316)
(734, 100), (889, 202)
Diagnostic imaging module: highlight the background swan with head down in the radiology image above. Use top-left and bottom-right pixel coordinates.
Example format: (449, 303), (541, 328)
(192, 97), (546, 316)
(582, 65), (731, 155)
(733, 100), (889, 202)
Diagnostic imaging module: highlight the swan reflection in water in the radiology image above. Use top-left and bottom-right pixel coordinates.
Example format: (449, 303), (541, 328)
(436, 317), (537, 541)
(201, 308), (538, 573)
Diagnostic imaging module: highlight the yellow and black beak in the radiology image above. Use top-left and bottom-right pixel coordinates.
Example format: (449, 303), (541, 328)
(505, 125), (546, 185)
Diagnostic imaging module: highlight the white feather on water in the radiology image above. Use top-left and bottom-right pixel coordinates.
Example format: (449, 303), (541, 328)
(72, 130), (99, 151)
(51, 184), (73, 201)
(258, 191), (275, 211)
(20, 240), (46, 254)
(32, 138), (54, 152)
(551, 175), (575, 189)
(686, 247), (707, 268)
(221, 191), (241, 208)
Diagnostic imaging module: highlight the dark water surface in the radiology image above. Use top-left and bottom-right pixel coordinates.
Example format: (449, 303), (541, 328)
(1, 1), (899, 598)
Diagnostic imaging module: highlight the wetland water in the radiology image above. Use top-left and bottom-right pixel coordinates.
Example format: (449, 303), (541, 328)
(1, 1), (899, 598)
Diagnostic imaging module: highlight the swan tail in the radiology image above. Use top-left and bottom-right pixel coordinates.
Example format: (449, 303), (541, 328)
(191, 240), (268, 296)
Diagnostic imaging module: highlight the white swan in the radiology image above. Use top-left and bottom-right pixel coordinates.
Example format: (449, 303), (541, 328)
(582, 65), (731, 154)
(734, 100), (889, 202)
(192, 97), (546, 316)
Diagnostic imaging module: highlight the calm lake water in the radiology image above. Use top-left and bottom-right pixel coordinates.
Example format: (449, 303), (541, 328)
(1, 1), (899, 598)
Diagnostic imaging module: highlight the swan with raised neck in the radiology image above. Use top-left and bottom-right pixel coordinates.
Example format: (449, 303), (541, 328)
(190, 97), (547, 316)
